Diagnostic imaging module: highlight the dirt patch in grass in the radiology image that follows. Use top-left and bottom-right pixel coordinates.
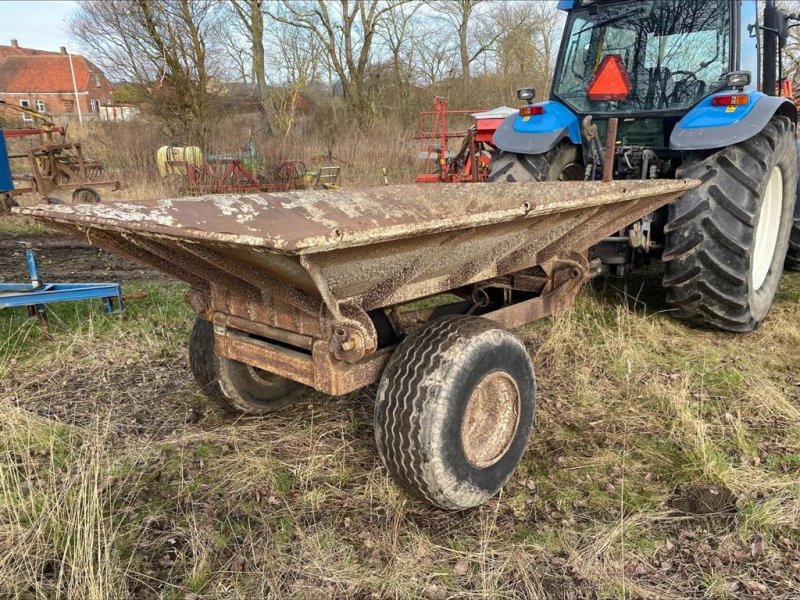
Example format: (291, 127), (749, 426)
(2, 270), (800, 598)
(0, 232), (164, 283)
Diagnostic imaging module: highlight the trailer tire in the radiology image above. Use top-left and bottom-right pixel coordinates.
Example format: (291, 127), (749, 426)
(374, 315), (535, 510)
(663, 116), (797, 331)
(1, 194), (17, 215)
(72, 187), (101, 204)
(786, 222), (800, 270)
(487, 143), (583, 182)
(188, 317), (306, 415)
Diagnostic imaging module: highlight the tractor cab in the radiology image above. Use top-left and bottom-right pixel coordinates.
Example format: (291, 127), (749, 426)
(552, 0), (752, 158)
(554, 0), (750, 114)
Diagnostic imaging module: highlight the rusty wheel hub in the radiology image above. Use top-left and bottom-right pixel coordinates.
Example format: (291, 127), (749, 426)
(461, 371), (521, 469)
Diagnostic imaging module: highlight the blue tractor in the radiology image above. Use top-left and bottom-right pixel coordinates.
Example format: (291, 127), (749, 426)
(490, 0), (800, 332)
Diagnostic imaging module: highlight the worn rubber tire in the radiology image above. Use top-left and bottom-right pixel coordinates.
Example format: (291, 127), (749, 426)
(374, 315), (535, 510)
(71, 187), (101, 204)
(786, 222), (800, 270)
(487, 142), (583, 182)
(188, 317), (306, 415)
(663, 116), (797, 332)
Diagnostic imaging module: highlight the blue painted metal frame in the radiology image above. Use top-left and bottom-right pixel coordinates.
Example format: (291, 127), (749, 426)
(492, 101), (581, 155)
(0, 129), (13, 193)
(0, 247), (124, 315)
(670, 92), (797, 150)
(0, 282), (124, 312)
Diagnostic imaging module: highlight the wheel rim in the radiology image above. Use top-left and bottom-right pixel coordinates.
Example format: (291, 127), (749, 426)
(461, 372), (521, 469)
(558, 163), (584, 181)
(752, 166), (783, 291)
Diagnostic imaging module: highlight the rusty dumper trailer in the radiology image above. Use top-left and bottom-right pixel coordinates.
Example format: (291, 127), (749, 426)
(16, 178), (697, 509)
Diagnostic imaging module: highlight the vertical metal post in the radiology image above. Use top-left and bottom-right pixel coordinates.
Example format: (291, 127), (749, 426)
(469, 130), (479, 182)
(67, 49), (84, 125)
(23, 245), (40, 288)
(602, 118), (619, 182)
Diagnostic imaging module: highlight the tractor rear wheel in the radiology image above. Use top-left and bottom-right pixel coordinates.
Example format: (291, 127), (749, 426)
(189, 317), (306, 415)
(374, 315), (535, 510)
(487, 142), (583, 182)
(786, 221), (800, 271)
(663, 116), (797, 331)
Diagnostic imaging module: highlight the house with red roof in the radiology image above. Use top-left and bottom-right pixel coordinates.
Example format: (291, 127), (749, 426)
(0, 39), (115, 120)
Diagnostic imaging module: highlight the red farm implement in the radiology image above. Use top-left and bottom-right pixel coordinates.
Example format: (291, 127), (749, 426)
(414, 97), (514, 184)
(158, 144), (308, 195)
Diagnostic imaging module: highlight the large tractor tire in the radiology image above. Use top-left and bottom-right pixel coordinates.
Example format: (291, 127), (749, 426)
(663, 116), (797, 332)
(189, 317), (306, 415)
(374, 315), (535, 510)
(488, 142), (584, 182)
(787, 224), (800, 270)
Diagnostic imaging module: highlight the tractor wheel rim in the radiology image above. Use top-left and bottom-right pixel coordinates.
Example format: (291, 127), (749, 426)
(752, 166), (783, 291)
(461, 371), (521, 469)
(558, 163), (584, 181)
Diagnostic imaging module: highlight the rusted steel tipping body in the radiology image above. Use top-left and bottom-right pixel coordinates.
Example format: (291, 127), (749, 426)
(16, 179), (697, 394)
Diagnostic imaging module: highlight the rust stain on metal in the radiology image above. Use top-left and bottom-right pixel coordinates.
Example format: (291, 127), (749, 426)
(461, 372), (521, 469)
(16, 178), (702, 394)
(603, 118), (619, 182)
(15, 179), (698, 255)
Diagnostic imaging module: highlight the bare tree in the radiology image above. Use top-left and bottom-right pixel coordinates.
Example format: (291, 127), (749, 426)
(229, 0), (271, 119)
(495, 1), (562, 100)
(267, 0), (411, 125)
(71, 0), (223, 140)
(378, 1), (423, 106)
(266, 19), (324, 137)
(413, 27), (458, 87)
(433, 0), (505, 86)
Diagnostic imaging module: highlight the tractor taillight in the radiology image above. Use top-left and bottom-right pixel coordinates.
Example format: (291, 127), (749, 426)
(520, 106), (544, 117)
(711, 94), (749, 107)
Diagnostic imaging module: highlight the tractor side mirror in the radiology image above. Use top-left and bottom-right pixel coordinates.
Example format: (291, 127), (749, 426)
(517, 87), (536, 103)
(725, 71), (751, 90)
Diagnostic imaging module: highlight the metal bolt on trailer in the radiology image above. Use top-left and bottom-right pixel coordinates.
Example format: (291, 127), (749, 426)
(15, 175), (698, 508)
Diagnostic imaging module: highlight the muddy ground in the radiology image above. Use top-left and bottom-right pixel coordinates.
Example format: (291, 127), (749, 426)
(0, 232), (164, 283)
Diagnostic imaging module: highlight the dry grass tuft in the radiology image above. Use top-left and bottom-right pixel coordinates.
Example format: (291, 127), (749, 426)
(1, 270), (797, 598)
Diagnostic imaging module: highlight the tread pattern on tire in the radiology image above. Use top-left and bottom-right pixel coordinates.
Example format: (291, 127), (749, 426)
(488, 142), (579, 183)
(375, 315), (528, 509)
(787, 221), (800, 270)
(662, 116), (797, 332)
(188, 317), (304, 415)
(189, 317), (224, 401)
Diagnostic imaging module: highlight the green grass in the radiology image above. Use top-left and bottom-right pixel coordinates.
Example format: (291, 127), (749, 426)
(1, 272), (799, 598)
(0, 215), (49, 235)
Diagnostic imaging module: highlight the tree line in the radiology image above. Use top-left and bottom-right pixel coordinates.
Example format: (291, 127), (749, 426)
(70, 0), (562, 141)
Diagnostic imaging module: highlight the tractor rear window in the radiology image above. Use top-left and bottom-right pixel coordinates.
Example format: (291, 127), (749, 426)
(554, 0), (730, 114)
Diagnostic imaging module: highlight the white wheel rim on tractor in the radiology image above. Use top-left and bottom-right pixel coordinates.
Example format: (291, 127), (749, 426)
(752, 166), (783, 291)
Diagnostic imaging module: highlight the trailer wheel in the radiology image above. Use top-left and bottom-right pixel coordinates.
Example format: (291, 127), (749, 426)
(487, 142), (583, 182)
(374, 315), (535, 510)
(72, 187), (101, 204)
(663, 116), (797, 331)
(188, 317), (306, 415)
(1, 194), (17, 215)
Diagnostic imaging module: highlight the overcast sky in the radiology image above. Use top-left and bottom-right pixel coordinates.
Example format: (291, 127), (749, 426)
(0, 1), (77, 53)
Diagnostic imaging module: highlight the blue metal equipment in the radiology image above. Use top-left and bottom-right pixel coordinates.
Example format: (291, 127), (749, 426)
(0, 242), (123, 328)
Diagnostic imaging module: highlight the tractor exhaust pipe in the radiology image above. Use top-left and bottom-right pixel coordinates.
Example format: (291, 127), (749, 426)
(763, 0), (779, 96)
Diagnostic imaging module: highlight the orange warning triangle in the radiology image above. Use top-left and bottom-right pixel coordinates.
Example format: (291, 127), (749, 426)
(587, 54), (632, 101)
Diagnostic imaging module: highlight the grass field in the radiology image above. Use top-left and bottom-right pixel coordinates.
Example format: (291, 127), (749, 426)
(1, 247), (799, 598)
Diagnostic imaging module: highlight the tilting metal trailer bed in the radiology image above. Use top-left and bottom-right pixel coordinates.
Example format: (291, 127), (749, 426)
(16, 178), (697, 509)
